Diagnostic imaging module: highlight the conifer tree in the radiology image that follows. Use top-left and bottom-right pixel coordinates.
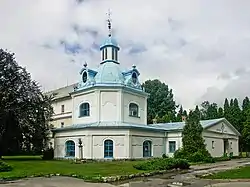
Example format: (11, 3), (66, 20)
(242, 109), (250, 153)
(182, 110), (209, 156)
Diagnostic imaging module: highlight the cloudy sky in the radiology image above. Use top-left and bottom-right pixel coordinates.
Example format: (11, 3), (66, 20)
(1, 0), (250, 109)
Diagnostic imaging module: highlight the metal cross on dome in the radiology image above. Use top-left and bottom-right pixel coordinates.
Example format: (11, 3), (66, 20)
(106, 9), (112, 37)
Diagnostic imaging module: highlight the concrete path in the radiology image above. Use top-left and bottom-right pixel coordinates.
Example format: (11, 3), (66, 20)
(1, 158), (250, 187)
(0, 177), (114, 187)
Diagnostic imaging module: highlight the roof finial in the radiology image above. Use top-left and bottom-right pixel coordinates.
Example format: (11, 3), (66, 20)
(106, 9), (112, 37)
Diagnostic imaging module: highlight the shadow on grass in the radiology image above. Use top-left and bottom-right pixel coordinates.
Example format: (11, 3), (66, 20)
(2, 155), (42, 161)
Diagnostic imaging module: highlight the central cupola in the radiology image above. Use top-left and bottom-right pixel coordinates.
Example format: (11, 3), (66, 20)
(99, 10), (120, 64)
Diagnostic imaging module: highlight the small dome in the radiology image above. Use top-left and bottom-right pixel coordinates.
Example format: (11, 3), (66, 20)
(95, 62), (124, 84)
(100, 36), (119, 50)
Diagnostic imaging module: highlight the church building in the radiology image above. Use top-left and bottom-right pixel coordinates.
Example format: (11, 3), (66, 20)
(47, 18), (240, 160)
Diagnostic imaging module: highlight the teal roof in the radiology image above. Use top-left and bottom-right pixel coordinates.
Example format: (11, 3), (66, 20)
(53, 118), (230, 133)
(94, 62), (124, 84)
(100, 36), (119, 50)
(153, 118), (225, 130)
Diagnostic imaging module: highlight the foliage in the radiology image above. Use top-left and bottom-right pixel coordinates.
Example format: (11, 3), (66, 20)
(142, 79), (177, 124)
(242, 109), (250, 152)
(200, 101), (219, 120)
(182, 110), (206, 154)
(42, 148), (54, 160)
(174, 148), (214, 163)
(0, 160), (13, 172)
(133, 158), (190, 171)
(213, 156), (231, 162)
(0, 49), (54, 157)
(176, 110), (213, 163)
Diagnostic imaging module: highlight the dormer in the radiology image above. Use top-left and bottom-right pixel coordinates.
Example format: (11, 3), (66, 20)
(123, 65), (142, 90)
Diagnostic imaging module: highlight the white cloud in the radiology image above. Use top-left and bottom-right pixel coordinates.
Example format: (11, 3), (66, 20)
(1, 0), (250, 109)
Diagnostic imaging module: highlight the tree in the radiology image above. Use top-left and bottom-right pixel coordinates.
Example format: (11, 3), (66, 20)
(242, 109), (250, 154)
(200, 101), (218, 120)
(176, 109), (213, 162)
(242, 97), (250, 122)
(143, 79), (177, 124)
(224, 98), (232, 123)
(0, 49), (53, 157)
(218, 107), (224, 118)
(182, 110), (206, 154)
(176, 105), (184, 122)
(194, 105), (201, 119)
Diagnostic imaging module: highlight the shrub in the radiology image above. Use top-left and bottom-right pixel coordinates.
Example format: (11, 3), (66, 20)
(133, 158), (190, 171)
(42, 148), (54, 160)
(0, 160), (13, 172)
(174, 148), (188, 159)
(188, 150), (214, 163)
(214, 156), (231, 162)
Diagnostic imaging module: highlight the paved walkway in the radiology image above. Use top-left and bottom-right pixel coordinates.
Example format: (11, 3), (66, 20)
(1, 158), (250, 187)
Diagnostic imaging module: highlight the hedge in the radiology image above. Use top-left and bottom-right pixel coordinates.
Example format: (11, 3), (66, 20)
(133, 158), (190, 171)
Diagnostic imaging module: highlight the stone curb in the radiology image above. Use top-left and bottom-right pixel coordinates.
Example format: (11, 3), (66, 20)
(0, 169), (185, 183)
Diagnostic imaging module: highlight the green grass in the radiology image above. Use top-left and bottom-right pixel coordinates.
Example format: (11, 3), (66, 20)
(0, 156), (145, 180)
(205, 166), (250, 179)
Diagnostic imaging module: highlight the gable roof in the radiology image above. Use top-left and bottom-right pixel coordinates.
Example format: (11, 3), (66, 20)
(152, 118), (241, 136)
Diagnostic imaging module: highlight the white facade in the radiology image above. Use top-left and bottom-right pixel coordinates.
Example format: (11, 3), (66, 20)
(47, 27), (240, 160)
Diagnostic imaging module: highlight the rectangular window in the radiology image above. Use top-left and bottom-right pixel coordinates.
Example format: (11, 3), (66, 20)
(114, 49), (118, 61)
(112, 48), (115, 60)
(61, 122), (64, 128)
(105, 48), (108, 60)
(102, 50), (104, 61)
(61, 105), (65, 113)
(169, 141), (176, 153)
(212, 141), (215, 149)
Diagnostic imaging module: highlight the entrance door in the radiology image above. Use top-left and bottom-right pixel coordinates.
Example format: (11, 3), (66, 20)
(223, 139), (229, 155)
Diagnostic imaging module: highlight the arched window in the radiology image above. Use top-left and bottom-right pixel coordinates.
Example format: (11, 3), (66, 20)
(129, 103), (139, 117)
(104, 139), (113, 158)
(132, 72), (137, 84)
(143, 140), (152, 157)
(65, 140), (75, 157)
(79, 103), (90, 117)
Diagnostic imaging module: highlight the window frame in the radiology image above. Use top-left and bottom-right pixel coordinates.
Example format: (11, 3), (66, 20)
(65, 140), (75, 157)
(129, 103), (139, 117)
(169, 141), (176, 153)
(61, 122), (64, 128)
(104, 48), (108, 60)
(143, 140), (152, 157)
(212, 141), (215, 149)
(102, 49), (105, 61)
(79, 102), (90, 117)
(61, 105), (65, 113)
(104, 139), (113, 158)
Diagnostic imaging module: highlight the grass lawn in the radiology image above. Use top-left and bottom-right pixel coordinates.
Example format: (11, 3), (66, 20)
(205, 166), (250, 179)
(0, 156), (145, 180)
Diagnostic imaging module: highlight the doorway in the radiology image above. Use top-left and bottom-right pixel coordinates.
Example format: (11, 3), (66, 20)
(223, 139), (229, 155)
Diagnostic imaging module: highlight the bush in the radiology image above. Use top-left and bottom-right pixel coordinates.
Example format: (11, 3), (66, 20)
(133, 158), (190, 171)
(174, 148), (188, 159)
(188, 150), (215, 163)
(174, 148), (214, 163)
(0, 160), (13, 172)
(214, 155), (231, 162)
(42, 148), (54, 160)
